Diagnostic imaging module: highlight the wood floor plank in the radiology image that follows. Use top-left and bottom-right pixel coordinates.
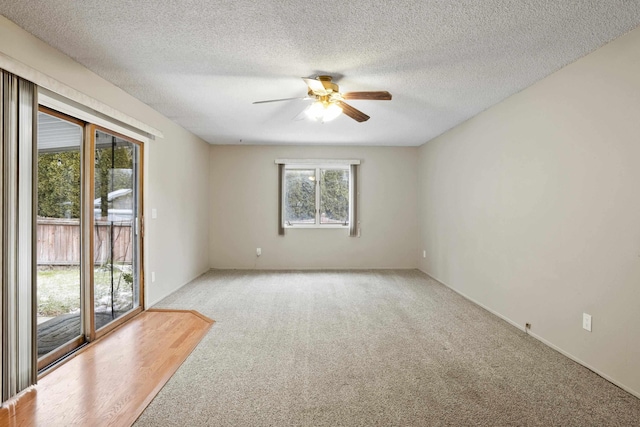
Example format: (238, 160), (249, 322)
(0, 309), (214, 427)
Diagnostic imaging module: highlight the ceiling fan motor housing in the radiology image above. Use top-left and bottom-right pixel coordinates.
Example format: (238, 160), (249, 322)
(317, 75), (339, 93)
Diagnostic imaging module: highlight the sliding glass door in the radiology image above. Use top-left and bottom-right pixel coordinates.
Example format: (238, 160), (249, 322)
(93, 128), (142, 335)
(36, 111), (144, 370)
(36, 110), (85, 367)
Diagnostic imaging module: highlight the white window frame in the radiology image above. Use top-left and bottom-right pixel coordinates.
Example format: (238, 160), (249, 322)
(276, 159), (360, 230)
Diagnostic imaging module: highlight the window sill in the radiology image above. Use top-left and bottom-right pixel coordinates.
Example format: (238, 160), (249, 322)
(284, 224), (349, 229)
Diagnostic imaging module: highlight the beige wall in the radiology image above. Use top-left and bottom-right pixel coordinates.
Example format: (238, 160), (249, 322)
(0, 16), (211, 305)
(4, 10), (639, 400)
(210, 145), (419, 269)
(418, 27), (640, 397)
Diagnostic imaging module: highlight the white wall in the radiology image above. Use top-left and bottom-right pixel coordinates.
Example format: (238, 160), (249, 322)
(210, 145), (419, 269)
(0, 16), (211, 305)
(418, 27), (640, 397)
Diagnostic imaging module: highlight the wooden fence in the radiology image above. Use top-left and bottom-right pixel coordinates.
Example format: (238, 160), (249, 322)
(37, 218), (133, 265)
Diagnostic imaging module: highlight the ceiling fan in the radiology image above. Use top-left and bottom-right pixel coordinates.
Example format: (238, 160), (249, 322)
(253, 75), (392, 123)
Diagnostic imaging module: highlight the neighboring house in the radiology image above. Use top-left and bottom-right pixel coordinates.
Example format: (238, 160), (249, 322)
(94, 188), (134, 222)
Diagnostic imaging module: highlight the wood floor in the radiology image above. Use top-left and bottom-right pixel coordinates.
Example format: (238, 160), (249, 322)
(0, 309), (214, 427)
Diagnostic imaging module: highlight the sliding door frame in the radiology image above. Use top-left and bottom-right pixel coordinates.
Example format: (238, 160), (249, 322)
(36, 112), (145, 370)
(36, 107), (86, 371)
(90, 124), (144, 341)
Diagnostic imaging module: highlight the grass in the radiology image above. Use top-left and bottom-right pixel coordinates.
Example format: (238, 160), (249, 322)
(37, 265), (134, 317)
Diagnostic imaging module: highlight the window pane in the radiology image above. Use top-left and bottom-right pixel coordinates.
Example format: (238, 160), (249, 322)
(320, 169), (349, 224)
(36, 111), (83, 357)
(284, 169), (316, 224)
(94, 129), (140, 330)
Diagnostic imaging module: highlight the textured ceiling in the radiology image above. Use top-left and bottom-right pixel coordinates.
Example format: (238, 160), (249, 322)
(1, 1), (640, 146)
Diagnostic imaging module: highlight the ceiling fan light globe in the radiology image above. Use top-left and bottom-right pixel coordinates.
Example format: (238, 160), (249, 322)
(306, 101), (325, 121)
(323, 103), (343, 122)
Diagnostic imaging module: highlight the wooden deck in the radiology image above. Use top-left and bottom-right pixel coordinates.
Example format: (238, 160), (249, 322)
(38, 311), (128, 356)
(0, 309), (214, 427)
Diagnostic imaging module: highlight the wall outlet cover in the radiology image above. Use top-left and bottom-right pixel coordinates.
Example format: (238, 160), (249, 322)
(583, 313), (592, 332)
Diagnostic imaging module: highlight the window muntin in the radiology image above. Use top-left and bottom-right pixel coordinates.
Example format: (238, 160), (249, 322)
(283, 165), (350, 227)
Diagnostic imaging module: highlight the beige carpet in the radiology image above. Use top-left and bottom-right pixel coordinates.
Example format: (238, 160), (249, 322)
(134, 270), (640, 426)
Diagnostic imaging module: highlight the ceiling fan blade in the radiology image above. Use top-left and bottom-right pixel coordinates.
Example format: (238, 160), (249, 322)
(302, 77), (329, 96)
(342, 91), (392, 101)
(293, 107), (310, 121)
(338, 102), (370, 122)
(253, 97), (309, 104)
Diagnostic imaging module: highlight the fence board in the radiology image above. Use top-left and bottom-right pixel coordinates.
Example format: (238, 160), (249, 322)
(37, 218), (133, 265)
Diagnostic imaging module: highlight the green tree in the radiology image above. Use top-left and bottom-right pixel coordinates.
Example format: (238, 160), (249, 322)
(37, 151), (81, 218)
(320, 169), (348, 223)
(284, 168), (349, 224)
(95, 145), (134, 218)
(37, 144), (133, 219)
(285, 170), (316, 222)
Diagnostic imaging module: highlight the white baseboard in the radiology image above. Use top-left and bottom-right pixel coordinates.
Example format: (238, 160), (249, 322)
(145, 269), (209, 308)
(418, 268), (640, 400)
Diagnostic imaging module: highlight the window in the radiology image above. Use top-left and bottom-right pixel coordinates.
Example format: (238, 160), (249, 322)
(276, 159), (359, 235)
(284, 166), (350, 226)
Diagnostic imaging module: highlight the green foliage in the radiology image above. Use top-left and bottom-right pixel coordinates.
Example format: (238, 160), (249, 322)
(95, 145), (134, 218)
(37, 145), (133, 219)
(122, 271), (133, 286)
(37, 151), (81, 218)
(285, 170), (316, 222)
(284, 168), (349, 224)
(320, 169), (349, 223)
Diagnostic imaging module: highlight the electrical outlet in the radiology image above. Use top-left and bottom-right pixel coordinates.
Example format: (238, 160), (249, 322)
(151, 208), (157, 219)
(151, 271), (156, 283)
(422, 250), (426, 258)
(583, 313), (592, 332)
(256, 248), (261, 257)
